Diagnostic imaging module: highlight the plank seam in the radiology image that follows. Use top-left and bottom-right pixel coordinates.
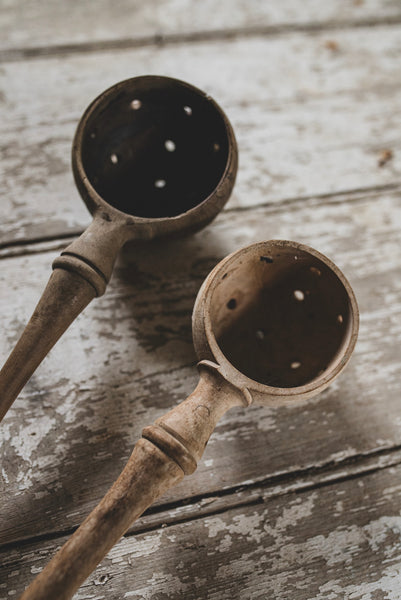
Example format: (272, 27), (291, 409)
(0, 17), (401, 64)
(226, 182), (401, 214)
(2, 443), (401, 553)
(1, 183), (400, 259)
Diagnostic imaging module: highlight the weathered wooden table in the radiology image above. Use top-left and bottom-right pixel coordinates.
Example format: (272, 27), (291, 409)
(1, 2), (401, 598)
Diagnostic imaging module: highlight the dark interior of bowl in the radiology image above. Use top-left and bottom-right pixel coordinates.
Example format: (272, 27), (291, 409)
(210, 245), (354, 388)
(79, 78), (230, 218)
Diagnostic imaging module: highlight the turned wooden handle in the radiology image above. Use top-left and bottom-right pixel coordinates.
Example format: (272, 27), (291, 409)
(19, 439), (184, 600)
(0, 215), (127, 423)
(19, 366), (247, 600)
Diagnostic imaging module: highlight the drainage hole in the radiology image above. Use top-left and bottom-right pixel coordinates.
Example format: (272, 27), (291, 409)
(165, 140), (176, 152)
(154, 179), (166, 189)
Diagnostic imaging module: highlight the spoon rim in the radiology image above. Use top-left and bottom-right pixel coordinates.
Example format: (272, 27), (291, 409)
(193, 239), (359, 402)
(71, 74), (237, 237)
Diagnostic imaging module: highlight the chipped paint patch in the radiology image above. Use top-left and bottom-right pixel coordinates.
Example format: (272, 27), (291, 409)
(275, 493), (317, 531)
(124, 571), (189, 599)
(107, 531), (163, 563)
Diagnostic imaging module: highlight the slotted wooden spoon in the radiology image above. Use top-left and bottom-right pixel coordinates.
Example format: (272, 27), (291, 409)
(19, 239), (359, 600)
(0, 75), (237, 422)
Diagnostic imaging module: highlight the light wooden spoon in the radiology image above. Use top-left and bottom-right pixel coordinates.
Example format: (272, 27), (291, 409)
(19, 240), (359, 600)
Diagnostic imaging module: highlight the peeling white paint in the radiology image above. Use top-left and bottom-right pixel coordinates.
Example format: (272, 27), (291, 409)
(107, 531), (163, 562)
(124, 571), (189, 599)
(1, 468), (9, 484)
(275, 493), (317, 531)
(314, 565), (401, 600)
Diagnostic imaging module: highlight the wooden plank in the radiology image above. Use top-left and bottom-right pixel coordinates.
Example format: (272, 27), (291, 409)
(2, 459), (401, 599)
(0, 0), (399, 55)
(16, 446), (399, 541)
(1, 26), (401, 246)
(0, 190), (400, 545)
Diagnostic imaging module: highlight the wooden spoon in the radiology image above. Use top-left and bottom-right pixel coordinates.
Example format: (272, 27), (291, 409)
(0, 75), (237, 422)
(19, 240), (359, 600)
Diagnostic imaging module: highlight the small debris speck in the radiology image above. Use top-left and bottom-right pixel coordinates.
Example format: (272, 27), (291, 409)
(378, 149), (393, 167)
(324, 40), (339, 52)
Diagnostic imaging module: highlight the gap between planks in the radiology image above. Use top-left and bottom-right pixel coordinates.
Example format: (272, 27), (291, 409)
(1, 15), (401, 64)
(4, 458), (401, 600)
(1, 183), (400, 259)
(2, 442), (401, 554)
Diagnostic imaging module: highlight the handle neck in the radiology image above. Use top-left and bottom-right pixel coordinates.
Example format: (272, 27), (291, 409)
(53, 212), (129, 296)
(0, 214), (129, 422)
(143, 361), (249, 475)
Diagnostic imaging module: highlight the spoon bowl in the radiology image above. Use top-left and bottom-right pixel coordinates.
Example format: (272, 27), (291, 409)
(74, 75), (236, 235)
(194, 239), (358, 402)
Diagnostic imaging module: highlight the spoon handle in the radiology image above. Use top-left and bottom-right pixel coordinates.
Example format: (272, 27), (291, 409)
(0, 268), (96, 421)
(0, 215), (126, 423)
(19, 365), (247, 600)
(19, 437), (184, 600)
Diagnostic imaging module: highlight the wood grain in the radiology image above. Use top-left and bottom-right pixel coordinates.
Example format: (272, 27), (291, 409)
(3, 459), (401, 599)
(0, 0), (399, 56)
(1, 26), (401, 246)
(1, 190), (400, 547)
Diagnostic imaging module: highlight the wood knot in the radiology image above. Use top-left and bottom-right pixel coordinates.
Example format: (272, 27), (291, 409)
(195, 404), (210, 418)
